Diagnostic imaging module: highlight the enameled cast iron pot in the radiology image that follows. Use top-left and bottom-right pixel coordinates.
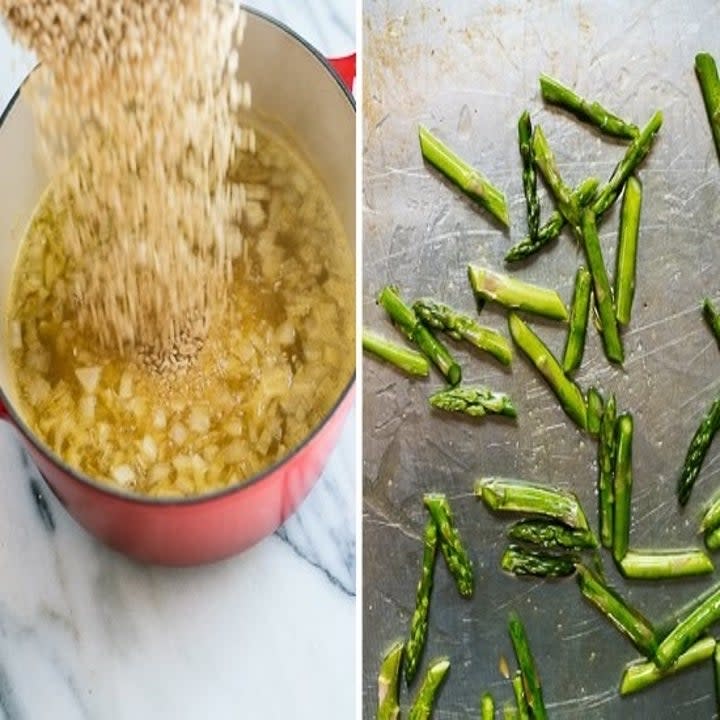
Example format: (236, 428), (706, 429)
(0, 9), (356, 566)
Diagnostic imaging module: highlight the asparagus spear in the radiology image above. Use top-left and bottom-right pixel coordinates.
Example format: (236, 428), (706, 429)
(586, 386), (604, 437)
(480, 693), (495, 720)
(377, 286), (461, 386)
(408, 657), (450, 720)
(539, 73), (639, 140)
(429, 385), (517, 419)
(576, 564), (658, 656)
(511, 672), (530, 720)
(424, 494), (474, 598)
(413, 298), (513, 365)
(508, 518), (597, 550)
(377, 641), (404, 720)
(677, 394), (720, 506)
(598, 394), (617, 549)
(518, 110), (540, 241)
(508, 313), (588, 430)
(619, 549), (714, 580)
(468, 266), (568, 322)
(614, 176), (642, 325)
(620, 637), (717, 696)
(405, 520), (438, 685)
(502, 544), (578, 578)
(363, 328), (430, 377)
(612, 413), (633, 564)
(503, 705), (519, 720)
(705, 525), (720, 552)
(476, 476), (591, 531)
(695, 53), (720, 163)
(562, 266), (592, 373)
(657, 580), (720, 638)
(580, 210), (624, 364)
(418, 125), (509, 226)
(508, 612), (548, 720)
(591, 110), (663, 217)
(505, 177), (598, 263)
(702, 491), (720, 533)
(702, 298), (720, 348)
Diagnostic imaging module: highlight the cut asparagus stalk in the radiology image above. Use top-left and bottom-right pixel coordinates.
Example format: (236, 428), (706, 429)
(424, 494), (474, 598)
(468, 266), (568, 322)
(508, 518), (597, 550)
(429, 385), (517, 419)
(620, 637), (716, 696)
(408, 657), (450, 720)
(576, 564), (658, 656)
(580, 210), (624, 364)
(598, 394), (617, 549)
(562, 266), (592, 373)
(695, 53), (720, 163)
(377, 641), (404, 720)
(614, 176), (642, 325)
(612, 413), (634, 564)
(703, 298), (720, 348)
(511, 672), (530, 720)
(591, 110), (663, 217)
(518, 110), (540, 242)
(419, 125), (509, 226)
(619, 549), (714, 580)
(657, 581), (720, 638)
(539, 73), (640, 140)
(363, 328), (430, 377)
(508, 612), (548, 720)
(405, 520), (438, 685)
(508, 313), (588, 430)
(586, 386), (604, 437)
(377, 286), (461, 386)
(502, 544), (578, 578)
(677, 394), (720, 506)
(702, 492), (720, 533)
(476, 476), (591, 531)
(503, 705), (519, 720)
(480, 693), (495, 720)
(413, 297), (512, 365)
(705, 525), (720, 552)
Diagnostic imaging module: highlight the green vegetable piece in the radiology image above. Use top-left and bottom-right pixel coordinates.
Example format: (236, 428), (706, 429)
(405, 520), (438, 685)
(695, 53), (720, 163)
(619, 549), (714, 580)
(511, 672), (530, 720)
(562, 266), (592, 373)
(703, 298), (720, 348)
(586, 386), (604, 437)
(615, 176), (642, 325)
(419, 125), (509, 226)
(620, 637), (716, 696)
(363, 328), (430, 377)
(413, 297), (512, 365)
(424, 493), (474, 598)
(508, 612), (548, 720)
(508, 518), (597, 550)
(480, 692), (495, 720)
(377, 286), (461, 386)
(508, 313), (588, 430)
(518, 110), (540, 242)
(703, 490), (720, 534)
(598, 394), (617, 549)
(503, 705), (519, 720)
(476, 476), (591, 531)
(657, 580), (720, 638)
(408, 657), (450, 720)
(377, 641), (404, 720)
(501, 544), (578, 578)
(429, 385), (517, 419)
(714, 643), (720, 714)
(576, 564), (658, 657)
(706, 525), (720, 552)
(612, 413), (633, 564)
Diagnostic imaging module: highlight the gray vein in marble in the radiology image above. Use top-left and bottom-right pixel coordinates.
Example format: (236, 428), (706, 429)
(0, 660), (22, 720)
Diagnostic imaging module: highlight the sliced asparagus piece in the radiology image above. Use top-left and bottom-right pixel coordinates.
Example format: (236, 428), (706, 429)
(480, 693), (495, 720)
(518, 110), (540, 241)
(429, 385), (517, 419)
(615, 176), (643, 325)
(586, 386), (604, 437)
(508, 518), (597, 550)
(613, 413), (634, 564)
(377, 641), (404, 720)
(598, 394), (617, 549)
(502, 544), (578, 578)
(705, 525), (720, 552)
(508, 313), (588, 430)
(695, 53), (720, 162)
(413, 297), (512, 365)
(657, 581), (720, 638)
(408, 657), (450, 720)
(539, 73), (640, 140)
(419, 125), (509, 226)
(703, 298), (720, 348)
(703, 491), (720, 533)
(619, 549), (714, 580)
(562, 266), (592, 373)
(363, 328), (430, 377)
(511, 672), (530, 720)
(508, 612), (548, 720)
(503, 705), (519, 720)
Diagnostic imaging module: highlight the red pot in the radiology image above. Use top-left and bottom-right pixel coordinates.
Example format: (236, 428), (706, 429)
(0, 9), (356, 566)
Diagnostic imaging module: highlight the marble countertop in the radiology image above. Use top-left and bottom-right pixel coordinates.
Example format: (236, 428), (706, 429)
(0, 2), (356, 719)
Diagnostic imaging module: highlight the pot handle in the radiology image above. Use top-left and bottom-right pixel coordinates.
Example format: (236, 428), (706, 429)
(328, 54), (356, 94)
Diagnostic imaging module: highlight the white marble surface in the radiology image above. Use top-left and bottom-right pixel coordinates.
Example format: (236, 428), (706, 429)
(0, 2), (357, 719)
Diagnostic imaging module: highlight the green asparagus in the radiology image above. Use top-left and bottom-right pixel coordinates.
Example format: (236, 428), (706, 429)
(576, 564), (658, 656)
(408, 657), (450, 720)
(539, 73), (640, 140)
(586, 386), (604, 437)
(363, 328), (430, 377)
(476, 476), (591, 530)
(508, 518), (597, 550)
(508, 612), (548, 720)
(377, 641), (404, 720)
(377, 286), (461, 386)
(677, 394), (720, 506)
(501, 544), (578, 578)
(507, 313), (588, 430)
(702, 298), (720, 348)
(413, 297), (513, 365)
(657, 580), (720, 638)
(598, 394), (617, 549)
(714, 643), (720, 714)
(612, 413), (633, 564)
(619, 549), (714, 580)
(511, 672), (530, 720)
(614, 176), (642, 325)
(503, 705), (519, 720)
(580, 209), (624, 364)
(705, 525), (720, 552)
(468, 266), (569, 322)
(418, 125), (509, 226)
(518, 110), (540, 242)
(424, 494), (474, 598)
(429, 385), (517, 419)
(480, 693), (495, 720)
(702, 491), (720, 533)
(405, 520), (438, 685)
(562, 266), (592, 373)
(695, 53), (720, 163)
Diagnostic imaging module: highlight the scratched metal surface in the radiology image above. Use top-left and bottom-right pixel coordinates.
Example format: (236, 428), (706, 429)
(362, 1), (720, 718)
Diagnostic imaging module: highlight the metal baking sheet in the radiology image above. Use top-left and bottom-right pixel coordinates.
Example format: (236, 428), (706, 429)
(362, 1), (720, 717)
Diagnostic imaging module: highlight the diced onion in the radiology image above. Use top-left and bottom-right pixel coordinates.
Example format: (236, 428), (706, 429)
(10, 321), (22, 350)
(153, 409), (167, 430)
(111, 464), (136, 487)
(141, 435), (158, 462)
(149, 463), (171, 485)
(75, 366), (101, 394)
(222, 439), (244, 464)
(170, 422), (188, 445)
(118, 370), (133, 399)
(79, 394), (96, 422)
(188, 406), (211, 434)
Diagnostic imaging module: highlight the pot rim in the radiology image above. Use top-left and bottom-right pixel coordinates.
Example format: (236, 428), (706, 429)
(0, 6), (356, 507)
